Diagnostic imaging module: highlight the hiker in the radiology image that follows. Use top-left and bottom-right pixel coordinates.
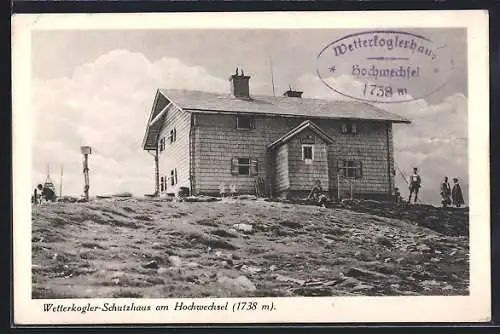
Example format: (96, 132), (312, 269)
(440, 176), (452, 207)
(452, 178), (465, 208)
(407, 167), (422, 204)
(308, 180), (328, 207)
(33, 184), (43, 205)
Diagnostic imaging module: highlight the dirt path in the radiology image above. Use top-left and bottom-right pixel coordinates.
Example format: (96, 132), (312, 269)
(31, 198), (469, 298)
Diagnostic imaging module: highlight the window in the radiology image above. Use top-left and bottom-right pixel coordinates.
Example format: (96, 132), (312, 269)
(169, 128), (177, 143)
(231, 157), (258, 176)
(170, 170), (175, 186)
(236, 116), (255, 130)
(337, 160), (363, 178)
(159, 137), (166, 152)
(302, 145), (314, 162)
(341, 123), (357, 135)
(160, 176), (165, 192)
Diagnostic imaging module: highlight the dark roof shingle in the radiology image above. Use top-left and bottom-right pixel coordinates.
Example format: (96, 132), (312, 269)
(159, 89), (411, 123)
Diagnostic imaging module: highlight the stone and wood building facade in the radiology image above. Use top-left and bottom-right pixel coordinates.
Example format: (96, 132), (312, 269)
(142, 69), (410, 200)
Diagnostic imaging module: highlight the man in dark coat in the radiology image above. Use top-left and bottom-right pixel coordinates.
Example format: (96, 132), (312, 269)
(452, 178), (465, 208)
(33, 184), (43, 205)
(408, 167), (422, 204)
(440, 176), (452, 207)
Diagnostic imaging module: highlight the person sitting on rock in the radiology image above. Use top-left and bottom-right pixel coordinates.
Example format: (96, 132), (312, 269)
(308, 180), (328, 207)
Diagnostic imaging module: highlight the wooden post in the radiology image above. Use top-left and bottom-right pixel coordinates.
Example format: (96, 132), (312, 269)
(349, 179), (353, 200)
(337, 173), (340, 201)
(83, 154), (89, 201)
(80, 146), (92, 201)
(154, 147), (159, 196)
(59, 164), (63, 198)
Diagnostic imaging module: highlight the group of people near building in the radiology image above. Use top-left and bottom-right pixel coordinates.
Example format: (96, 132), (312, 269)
(440, 175), (465, 208)
(406, 167), (465, 208)
(307, 167), (465, 209)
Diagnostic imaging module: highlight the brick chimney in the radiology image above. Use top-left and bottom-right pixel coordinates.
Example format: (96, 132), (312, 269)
(229, 67), (251, 99)
(283, 86), (303, 98)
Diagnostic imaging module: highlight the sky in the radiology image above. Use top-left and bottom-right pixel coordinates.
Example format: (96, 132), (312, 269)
(31, 28), (468, 205)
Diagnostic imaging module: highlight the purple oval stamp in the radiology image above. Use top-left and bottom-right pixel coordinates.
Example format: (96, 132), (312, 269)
(317, 30), (455, 103)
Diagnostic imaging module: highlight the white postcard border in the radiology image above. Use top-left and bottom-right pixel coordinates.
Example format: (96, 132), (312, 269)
(12, 10), (491, 325)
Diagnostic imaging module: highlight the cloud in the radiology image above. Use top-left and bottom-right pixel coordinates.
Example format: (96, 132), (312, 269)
(32, 50), (230, 197)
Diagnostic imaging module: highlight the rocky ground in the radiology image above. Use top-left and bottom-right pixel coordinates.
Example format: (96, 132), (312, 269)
(31, 197), (469, 298)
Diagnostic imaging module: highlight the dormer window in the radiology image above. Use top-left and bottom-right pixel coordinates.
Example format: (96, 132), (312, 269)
(302, 145), (314, 164)
(236, 116), (255, 130)
(341, 123), (357, 135)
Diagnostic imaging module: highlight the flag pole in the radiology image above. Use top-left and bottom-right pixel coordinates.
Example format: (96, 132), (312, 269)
(269, 56), (276, 97)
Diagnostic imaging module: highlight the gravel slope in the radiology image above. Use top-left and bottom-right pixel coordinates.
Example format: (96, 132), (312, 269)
(31, 197), (469, 298)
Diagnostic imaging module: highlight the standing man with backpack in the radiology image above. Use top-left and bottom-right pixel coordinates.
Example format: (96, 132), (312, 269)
(440, 176), (452, 207)
(408, 167), (422, 204)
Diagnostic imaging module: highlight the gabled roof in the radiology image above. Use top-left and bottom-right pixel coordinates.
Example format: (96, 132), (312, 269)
(143, 88), (411, 150)
(158, 89), (411, 123)
(142, 90), (171, 150)
(267, 120), (335, 150)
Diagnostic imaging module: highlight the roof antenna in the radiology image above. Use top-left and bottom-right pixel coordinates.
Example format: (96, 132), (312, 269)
(269, 56), (276, 97)
(59, 164), (63, 198)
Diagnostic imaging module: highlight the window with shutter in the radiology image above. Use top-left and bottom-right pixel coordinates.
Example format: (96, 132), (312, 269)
(231, 157), (239, 175)
(338, 160), (363, 179)
(250, 159), (258, 176)
(170, 170), (175, 186)
(355, 161), (363, 178)
(231, 157), (252, 175)
(346, 161), (355, 178)
(238, 158), (250, 175)
(337, 159), (345, 177)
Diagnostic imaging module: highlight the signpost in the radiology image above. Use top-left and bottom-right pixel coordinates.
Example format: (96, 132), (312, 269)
(80, 146), (92, 201)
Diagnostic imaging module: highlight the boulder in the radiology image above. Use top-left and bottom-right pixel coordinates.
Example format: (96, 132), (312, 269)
(168, 255), (182, 267)
(274, 274), (306, 286)
(240, 265), (262, 275)
(217, 275), (256, 292)
(142, 260), (159, 269)
(346, 267), (387, 279)
(233, 223), (253, 233)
